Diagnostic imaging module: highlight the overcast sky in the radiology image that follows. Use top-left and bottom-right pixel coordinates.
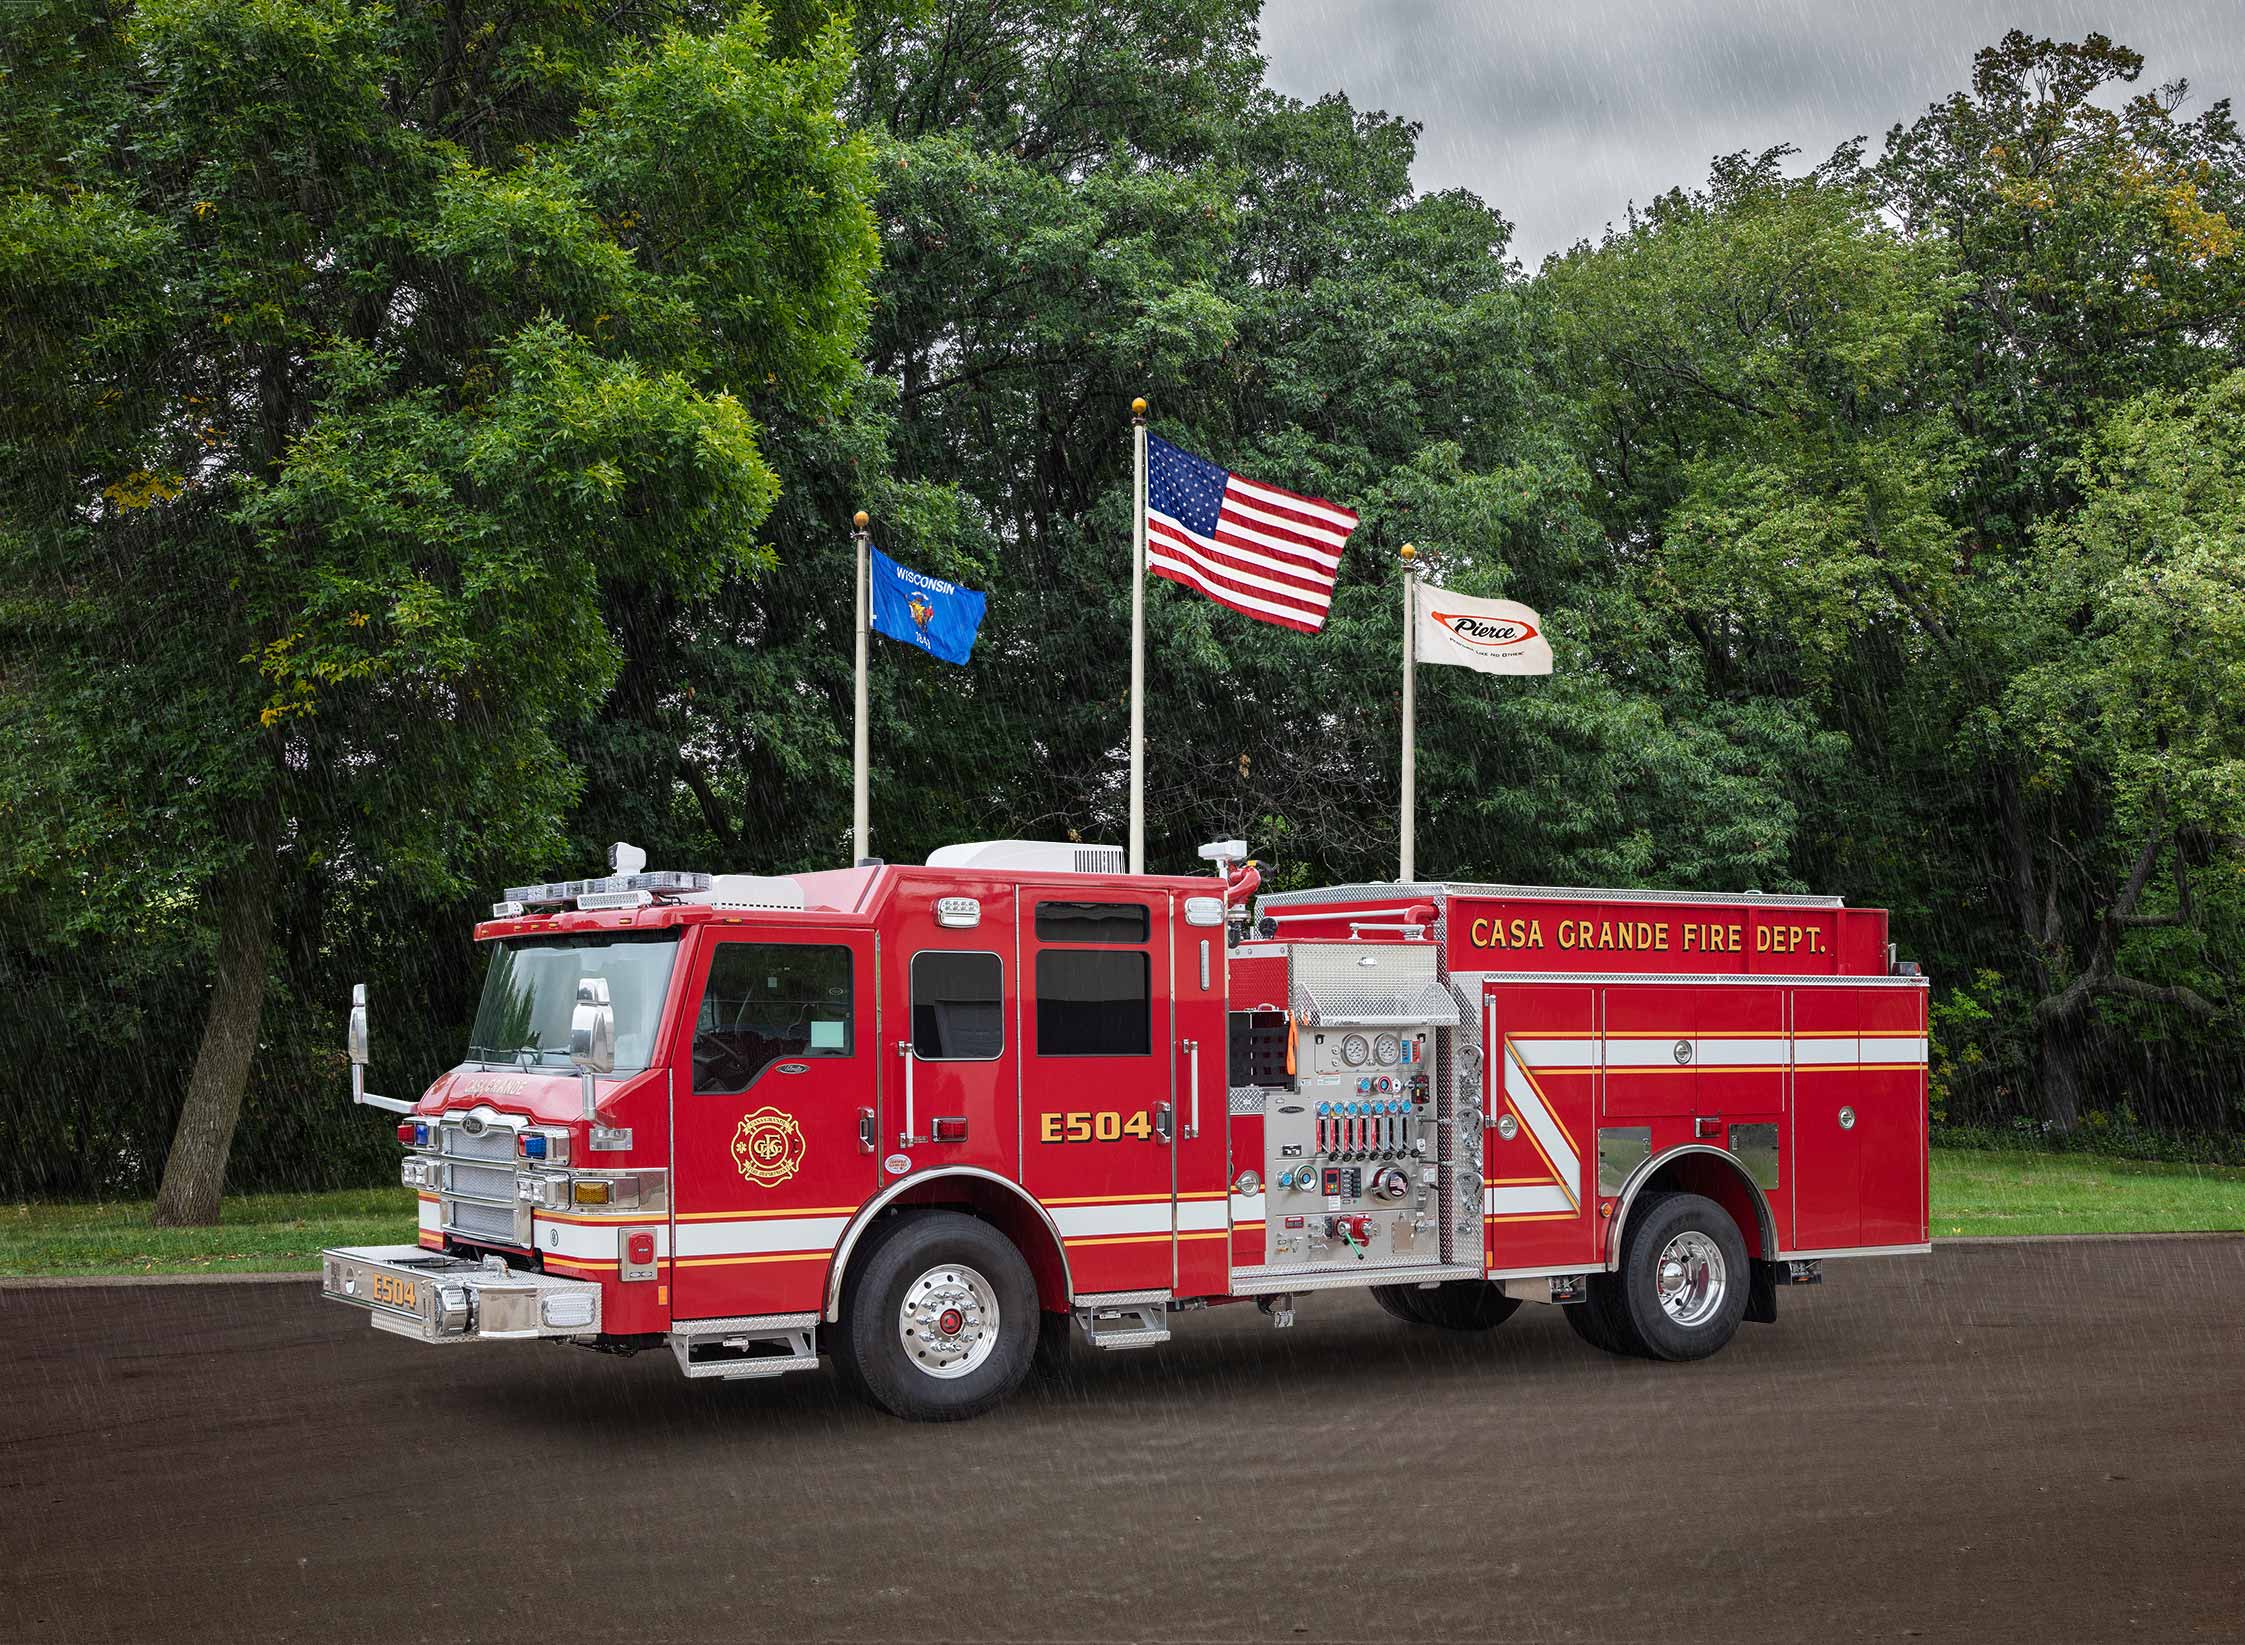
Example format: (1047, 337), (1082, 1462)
(1258, 1), (2243, 266)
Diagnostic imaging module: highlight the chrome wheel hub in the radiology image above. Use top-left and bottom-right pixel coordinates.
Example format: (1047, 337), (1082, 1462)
(1655, 1231), (1726, 1328)
(898, 1263), (1000, 1380)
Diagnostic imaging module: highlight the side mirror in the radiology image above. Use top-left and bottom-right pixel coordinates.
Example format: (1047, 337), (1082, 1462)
(348, 982), (369, 1066)
(346, 982), (409, 1114)
(570, 976), (615, 1125)
(569, 977), (616, 1076)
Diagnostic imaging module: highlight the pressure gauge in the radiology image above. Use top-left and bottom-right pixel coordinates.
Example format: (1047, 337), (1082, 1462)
(1340, 1033), (1370, 1067)
(1373, 1033), (1401, 1066)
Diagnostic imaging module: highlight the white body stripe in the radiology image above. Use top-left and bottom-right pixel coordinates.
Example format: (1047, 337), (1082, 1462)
(533, 1217), (668, 1262)
(1512, 1037), (1598, 1069)
(1861, 1035), (1928, 1063)
(1486, 1184), (1573, 1216)
(1794, 1036), (1860, 1065)
(1229, 1191), (1267, 1224)
(1177, 1198), (1227, 1233)
(1604, 1037), (1696, 1067)
(1051, 1200), (1173, 1239)
(1504, 1049), (1581, 1190)
(673, 1215), (847, 1258)
(1696, 1038), (1789, 1066)
(417, 1197), (441, 1233)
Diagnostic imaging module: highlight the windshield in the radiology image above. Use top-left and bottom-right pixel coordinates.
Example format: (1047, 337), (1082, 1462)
(466, 932), (679, 1073)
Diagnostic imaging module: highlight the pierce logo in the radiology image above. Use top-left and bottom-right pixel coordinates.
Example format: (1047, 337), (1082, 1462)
(1432, 611), (1540, 651)
(731, 1108), (807, 1187)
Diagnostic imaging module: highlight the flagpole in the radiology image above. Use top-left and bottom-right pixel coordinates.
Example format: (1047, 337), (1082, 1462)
(1400, 542), (1417, 884)
(852, 510), (870, 865)
(1129, 395), (1148, 875)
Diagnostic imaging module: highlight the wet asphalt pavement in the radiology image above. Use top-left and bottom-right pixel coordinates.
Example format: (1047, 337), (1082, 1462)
(4, 1236), (2242, 1643)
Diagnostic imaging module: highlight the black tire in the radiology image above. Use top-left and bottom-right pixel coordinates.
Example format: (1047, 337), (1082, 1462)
(1562, 1274), (1643, 1356)
(1608, 1191), (1749, 1362)
(1369, 1284), (1429, 1324)
(834, 1211), (1038, 1421)
(1382, 1280), (1519, 1332)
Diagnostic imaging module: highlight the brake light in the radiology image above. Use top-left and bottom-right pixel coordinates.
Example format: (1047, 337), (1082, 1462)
(396, 1121), (416, 1143)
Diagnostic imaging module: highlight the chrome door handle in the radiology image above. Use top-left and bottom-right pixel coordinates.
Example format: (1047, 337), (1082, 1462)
(1183, 1038), (1200, 1140)
(1154, 1102), (1173, 1144)
(858, 1108), (876, 1154)
(896, 1040), (922, 1146)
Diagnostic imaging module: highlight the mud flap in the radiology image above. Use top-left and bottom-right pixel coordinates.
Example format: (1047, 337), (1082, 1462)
(1746, 1259), (1781, 1325)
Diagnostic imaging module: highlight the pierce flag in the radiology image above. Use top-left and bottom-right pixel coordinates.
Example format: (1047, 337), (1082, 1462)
(1414, 584), (1552, 675)
(868, 545), (986, 666)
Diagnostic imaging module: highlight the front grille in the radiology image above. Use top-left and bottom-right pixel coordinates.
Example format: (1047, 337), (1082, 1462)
(443, 1160), (517, 1203)
(441, 1124), (516, 1162)
(446, 1198), (520, 1244)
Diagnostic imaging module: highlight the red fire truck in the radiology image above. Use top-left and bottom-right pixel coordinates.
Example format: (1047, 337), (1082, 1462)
(323, 838), (1928, 1420)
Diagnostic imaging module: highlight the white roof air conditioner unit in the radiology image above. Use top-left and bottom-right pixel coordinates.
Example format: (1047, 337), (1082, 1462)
(925, 840), (1128, 875)
(704, 874), (808, 911)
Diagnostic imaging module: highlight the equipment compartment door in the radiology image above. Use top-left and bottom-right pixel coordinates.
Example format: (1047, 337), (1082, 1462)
(1019, 888), (1175, 1294)
(1788, 986), (1861, 1251)
(1484, 984), (1595, 1272)
(668, 927), (877, 1320)
(1601, 986), (1699, 1119)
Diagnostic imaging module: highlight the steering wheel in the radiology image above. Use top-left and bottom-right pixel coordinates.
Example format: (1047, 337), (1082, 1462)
(694, 1039), (763, 1092)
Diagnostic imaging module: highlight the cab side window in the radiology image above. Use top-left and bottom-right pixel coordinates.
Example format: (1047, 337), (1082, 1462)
(692, 943), (852, 1095)
(1033, 900), (1151, 1057)
(912, 951), (1004, 1059)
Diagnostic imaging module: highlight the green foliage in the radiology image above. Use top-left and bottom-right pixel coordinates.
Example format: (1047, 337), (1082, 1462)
(4, 11), (2242, 1197)
(0, 0), (877, 1196)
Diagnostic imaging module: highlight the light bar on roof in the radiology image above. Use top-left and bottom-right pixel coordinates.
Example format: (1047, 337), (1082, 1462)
(499, 870), (712, 906)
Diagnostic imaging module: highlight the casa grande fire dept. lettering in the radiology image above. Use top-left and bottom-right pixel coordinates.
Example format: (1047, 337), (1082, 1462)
(1040, 1109), (1156, 1143)
(1468, 915), (1827, 956)
(731, 1108), (806, 1186)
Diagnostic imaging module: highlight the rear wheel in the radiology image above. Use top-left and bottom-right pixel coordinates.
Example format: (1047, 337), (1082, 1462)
(1369, 1283), (1429, 1324)
(1608, 1191), (1749, 1362)
(835, 1211), (1038, 1421)
(1562, 1274), (1641, 1355)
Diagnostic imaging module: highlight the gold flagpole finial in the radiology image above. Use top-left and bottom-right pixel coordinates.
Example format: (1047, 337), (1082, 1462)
(1400, 542), (1416, 563)
(852, 510), (869, 532)
(1131, 396), (1147, 420)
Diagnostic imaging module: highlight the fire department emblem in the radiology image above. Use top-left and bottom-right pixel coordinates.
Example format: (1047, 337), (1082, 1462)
(731, 1108), (806, 1187)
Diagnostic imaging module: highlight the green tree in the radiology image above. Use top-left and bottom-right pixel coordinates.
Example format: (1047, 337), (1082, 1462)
(0, 0), (877, 1219)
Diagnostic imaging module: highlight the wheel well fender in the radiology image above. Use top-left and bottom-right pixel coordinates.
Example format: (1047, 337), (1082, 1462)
(822, 1168), (1073, 1320)
(1605, 1145), (1775, 1268)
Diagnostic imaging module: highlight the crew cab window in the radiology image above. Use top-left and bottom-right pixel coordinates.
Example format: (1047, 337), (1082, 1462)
(1036, 950), (1151, 1056)
(1033, 901), (1149, 944)
(912, 951), (1004, 1060)
(692, 943), (852, 1095)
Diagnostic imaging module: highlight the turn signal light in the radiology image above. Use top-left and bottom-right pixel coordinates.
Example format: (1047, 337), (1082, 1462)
(572, 1180), (611, 1206)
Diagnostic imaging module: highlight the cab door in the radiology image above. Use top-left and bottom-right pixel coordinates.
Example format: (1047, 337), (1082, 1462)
(1019, 889), (1174, 1294)
(668, 926), (877, 1320)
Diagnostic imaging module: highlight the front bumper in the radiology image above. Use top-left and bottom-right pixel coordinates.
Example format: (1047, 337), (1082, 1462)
(321, 1245), (603, 1343)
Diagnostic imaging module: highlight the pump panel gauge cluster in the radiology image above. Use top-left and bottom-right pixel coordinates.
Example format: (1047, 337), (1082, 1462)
(1266, 1022), (1444, 1270)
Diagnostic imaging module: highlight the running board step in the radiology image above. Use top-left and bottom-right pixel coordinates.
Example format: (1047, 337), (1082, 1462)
(667, 1312), (819, 1380)
(1074, 1289), (1171, 1351)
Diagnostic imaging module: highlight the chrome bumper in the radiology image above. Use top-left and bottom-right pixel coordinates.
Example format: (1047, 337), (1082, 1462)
(321, 1244), (603, 1343)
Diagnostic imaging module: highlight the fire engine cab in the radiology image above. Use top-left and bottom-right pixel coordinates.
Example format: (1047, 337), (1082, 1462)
(323, 838), (1929, 1420)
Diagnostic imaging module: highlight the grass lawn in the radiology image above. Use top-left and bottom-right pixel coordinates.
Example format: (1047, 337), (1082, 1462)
(4, 1151), (2244, 1277)
(0, 1189), (417, 1277)
(1929, 1147), (2245, 1238)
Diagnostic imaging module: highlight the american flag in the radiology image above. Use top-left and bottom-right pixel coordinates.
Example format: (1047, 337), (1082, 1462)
(1145, 434), (1358, 633)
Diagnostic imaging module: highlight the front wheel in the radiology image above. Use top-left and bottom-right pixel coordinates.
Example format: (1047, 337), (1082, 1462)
(835, 1211), (1038, 1421)
(1608, 1191), (1749, 1362)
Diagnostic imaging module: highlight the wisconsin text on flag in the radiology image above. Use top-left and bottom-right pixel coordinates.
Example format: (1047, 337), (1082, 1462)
(1145, 434), (1358, 633)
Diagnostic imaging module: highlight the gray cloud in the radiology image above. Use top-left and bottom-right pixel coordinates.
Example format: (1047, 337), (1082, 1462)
(1257, 0), (2243, 264)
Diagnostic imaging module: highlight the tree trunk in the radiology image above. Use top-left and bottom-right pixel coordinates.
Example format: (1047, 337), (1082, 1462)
(153, 814), (281, 1227)
(2035, 1015), (2086, 1134)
